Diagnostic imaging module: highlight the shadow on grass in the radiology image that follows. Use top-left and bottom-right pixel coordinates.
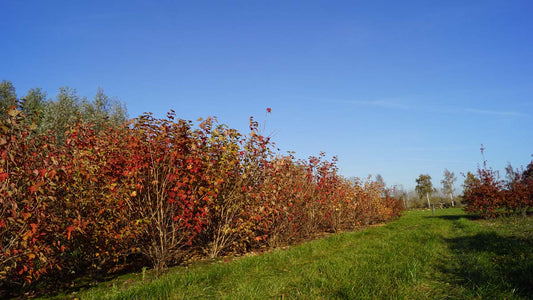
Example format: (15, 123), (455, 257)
(1, 254), (150, 299)
(443, 231), (533, 298)
(423, 214), (481, 221)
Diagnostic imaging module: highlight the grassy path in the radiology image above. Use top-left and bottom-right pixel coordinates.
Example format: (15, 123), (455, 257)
(53, 208), (532, 299)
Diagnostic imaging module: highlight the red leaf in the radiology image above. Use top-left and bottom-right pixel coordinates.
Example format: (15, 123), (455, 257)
(0, 172), (8, 182)
(29, 184), (38, 194)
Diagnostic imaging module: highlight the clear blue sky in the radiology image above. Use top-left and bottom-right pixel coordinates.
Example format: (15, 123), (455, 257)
(2, 0), (532, 190)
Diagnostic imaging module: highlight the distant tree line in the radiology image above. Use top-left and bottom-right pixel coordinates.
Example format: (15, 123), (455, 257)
(407, 150), (532, 217)
(0, 79), (128, 143)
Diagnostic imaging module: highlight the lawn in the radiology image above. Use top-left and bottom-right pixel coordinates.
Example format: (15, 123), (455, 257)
(43, 208), (533, 299)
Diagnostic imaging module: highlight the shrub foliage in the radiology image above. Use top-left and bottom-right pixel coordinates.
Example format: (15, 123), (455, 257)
(463, 160), (533, 218)
(0, 106), (403, 295)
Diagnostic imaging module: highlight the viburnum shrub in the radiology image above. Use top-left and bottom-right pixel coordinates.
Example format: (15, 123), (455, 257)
(251, 153), (404, 248)
(351, 179), (380, 225)
(1, 106), (405, 294)
(0, 106), (64, 287)
(524, 162), (533, 215)
(325, 177), (357, 232)
(124, 111), (216, 274)
(384, 193), (404, 220)
(254, 155), (315, 247)
(198, 116), (273, 257)
(463, 166), (505, 218)
(53, 122), (139, 276)
(504, 163), (533, 217)
(462, 157), (533, 219)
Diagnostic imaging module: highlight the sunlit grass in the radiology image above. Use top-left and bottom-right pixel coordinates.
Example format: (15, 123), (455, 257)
(42, 208), (532, 299)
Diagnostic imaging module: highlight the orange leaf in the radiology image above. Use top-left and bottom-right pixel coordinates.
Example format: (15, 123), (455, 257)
(30, 223), (38, 233)
(48, 169), (57, 178)
(66, 225), (75, 240)
(22, 212), (31, 220)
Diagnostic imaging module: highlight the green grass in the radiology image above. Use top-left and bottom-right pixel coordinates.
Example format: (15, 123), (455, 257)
(42, 208), (533, 299)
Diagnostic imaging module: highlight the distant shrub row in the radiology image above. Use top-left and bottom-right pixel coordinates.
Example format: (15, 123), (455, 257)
(463, 161), (533, 218)
(0, 106), (403, 295)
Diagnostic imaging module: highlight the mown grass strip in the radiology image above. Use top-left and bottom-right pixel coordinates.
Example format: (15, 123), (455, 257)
(45, 208), (532, 299)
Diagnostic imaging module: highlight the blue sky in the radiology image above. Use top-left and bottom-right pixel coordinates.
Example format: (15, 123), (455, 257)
(2, 0), (532, 190)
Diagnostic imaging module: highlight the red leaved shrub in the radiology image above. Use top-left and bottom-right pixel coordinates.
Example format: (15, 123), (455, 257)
(463, 160), (532, 218)
(1, 107), (404, 295)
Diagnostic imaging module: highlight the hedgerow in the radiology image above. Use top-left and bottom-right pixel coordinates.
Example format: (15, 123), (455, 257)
(463, 160), (532, 218)
(0, 106), (403, 297)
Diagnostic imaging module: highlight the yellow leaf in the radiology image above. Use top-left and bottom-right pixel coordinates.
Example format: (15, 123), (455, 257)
(22, 212), (31, 220)
(7, 106), (20, 117)
(22, 230), (32, 241)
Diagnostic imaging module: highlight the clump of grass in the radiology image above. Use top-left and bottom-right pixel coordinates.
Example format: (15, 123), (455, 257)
(43, 208), (532, 299)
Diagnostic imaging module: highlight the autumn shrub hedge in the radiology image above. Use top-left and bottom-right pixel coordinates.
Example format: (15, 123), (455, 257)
(463, 162), (533, 218)
(0, 106), (403, 295)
